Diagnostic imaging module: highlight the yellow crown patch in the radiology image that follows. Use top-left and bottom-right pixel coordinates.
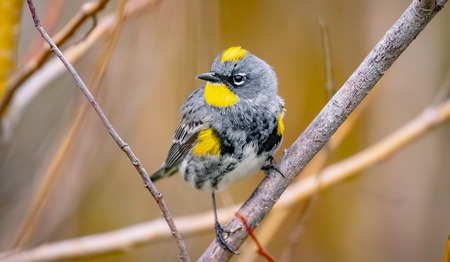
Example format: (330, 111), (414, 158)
(221, 46), (248, 62)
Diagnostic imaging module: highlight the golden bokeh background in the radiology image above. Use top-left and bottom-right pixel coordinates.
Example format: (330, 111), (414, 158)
(1, 0), (449, 261)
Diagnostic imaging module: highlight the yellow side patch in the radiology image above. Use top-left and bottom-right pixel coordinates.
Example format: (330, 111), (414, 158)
(221, 46), (248, 62)
(204, 83), (239, 107)
(277, 113), (285, 136)
(193, 129), (221, 156)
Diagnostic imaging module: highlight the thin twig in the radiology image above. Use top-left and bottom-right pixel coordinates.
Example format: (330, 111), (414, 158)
(2, 94), (449, 261)
(0, 0), (110, 120)
(12, 0), (128, 250)
(0, 205), (235, 262)
(1, 0), (163, 140)
(318, 18), (335, 98)
(23, 0), (65, 61)
(199, 0), (448, 260)
(1, 0), (446, 260)
(24, 1), (189, 261)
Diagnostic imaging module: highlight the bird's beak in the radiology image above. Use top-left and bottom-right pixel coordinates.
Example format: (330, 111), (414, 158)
(197, 72), (220, 83)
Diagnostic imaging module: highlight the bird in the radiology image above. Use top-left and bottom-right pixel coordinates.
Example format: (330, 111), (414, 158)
(150, 46), (285, 254)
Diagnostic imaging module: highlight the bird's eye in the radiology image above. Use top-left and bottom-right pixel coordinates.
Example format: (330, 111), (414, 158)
(232, 73), (246, 86)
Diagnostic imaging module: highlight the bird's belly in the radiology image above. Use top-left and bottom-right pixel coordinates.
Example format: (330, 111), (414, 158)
(217, 146), (265, 190)
(179, 145), (266, 191)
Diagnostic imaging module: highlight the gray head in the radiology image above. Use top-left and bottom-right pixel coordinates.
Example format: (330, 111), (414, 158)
(197, 47), (278, 104)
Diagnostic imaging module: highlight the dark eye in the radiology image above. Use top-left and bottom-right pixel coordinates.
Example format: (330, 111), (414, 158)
(232, 73), (246, 86)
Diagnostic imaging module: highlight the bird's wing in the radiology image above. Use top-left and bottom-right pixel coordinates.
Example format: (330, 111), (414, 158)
(150, 119), (204, 182)
(150, 88), (208, 181)
(164, 119), (204, 169)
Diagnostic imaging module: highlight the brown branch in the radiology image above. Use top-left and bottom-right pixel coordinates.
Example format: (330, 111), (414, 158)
(199, 0), (448, 260)
(0, 0), (163, 139)
(0, 205), (234, 262)
(12, 0), (128, 250)
(283, 98), (450, 213)
(0, 0), (110, 120)
(0, 0), (446, 261)
(23, 0), (190, 261)
(2, 94), (449, 262)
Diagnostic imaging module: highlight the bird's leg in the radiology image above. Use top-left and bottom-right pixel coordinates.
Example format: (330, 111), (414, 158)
(262, 156), (284, 178)
(212, 191), (239, 254)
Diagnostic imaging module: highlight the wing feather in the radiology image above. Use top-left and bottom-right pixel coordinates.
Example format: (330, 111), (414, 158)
(164, 120), (203, 168)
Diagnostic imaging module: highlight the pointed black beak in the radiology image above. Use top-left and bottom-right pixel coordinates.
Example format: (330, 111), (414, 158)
(197, 72), (220, 83)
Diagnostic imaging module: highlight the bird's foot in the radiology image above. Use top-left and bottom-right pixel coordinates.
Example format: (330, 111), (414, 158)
(262, 156), (284, 178)
(214, 222), (239, 254)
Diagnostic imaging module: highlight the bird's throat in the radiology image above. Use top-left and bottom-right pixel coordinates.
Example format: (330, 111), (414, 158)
(204, 83), (239, 107)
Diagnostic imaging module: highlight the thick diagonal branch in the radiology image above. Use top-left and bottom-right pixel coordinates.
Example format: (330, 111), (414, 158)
(199, 0), (448, 261)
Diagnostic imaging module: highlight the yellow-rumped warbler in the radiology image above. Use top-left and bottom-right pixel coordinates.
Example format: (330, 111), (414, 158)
(150, 46), (285, 253)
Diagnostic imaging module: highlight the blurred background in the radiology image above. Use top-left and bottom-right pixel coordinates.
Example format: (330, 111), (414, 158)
(0, 0), (449, 261)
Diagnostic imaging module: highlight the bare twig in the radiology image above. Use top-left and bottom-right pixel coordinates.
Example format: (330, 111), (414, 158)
(12, 0), (128, 250)
(318, 18), (335, 98)
(2, 95), (449, 262)
(23, 1), (189, 261)
(199, 0), (448, 260)
(23, 0), (65, 61)
(1, 0), (162, 140)
(1, 0), (446, 260)
(0, 0), (110, 120)
(0, 205), (234, 262)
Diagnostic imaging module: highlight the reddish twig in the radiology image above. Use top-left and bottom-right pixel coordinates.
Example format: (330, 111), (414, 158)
(235, 212), (276, 262)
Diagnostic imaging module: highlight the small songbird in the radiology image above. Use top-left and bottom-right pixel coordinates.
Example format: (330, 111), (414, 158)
(150, 46), (285, 253)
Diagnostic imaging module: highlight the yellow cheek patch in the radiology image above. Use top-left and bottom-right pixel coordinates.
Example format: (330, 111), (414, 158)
(221, 46), (248, 62)
(193, 128), (221, 156)
(277, 113), (285, 137)
(204, 83), (239, 107)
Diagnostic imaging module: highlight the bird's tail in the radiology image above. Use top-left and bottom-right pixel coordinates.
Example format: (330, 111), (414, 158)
(150, 165), (178, 182)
